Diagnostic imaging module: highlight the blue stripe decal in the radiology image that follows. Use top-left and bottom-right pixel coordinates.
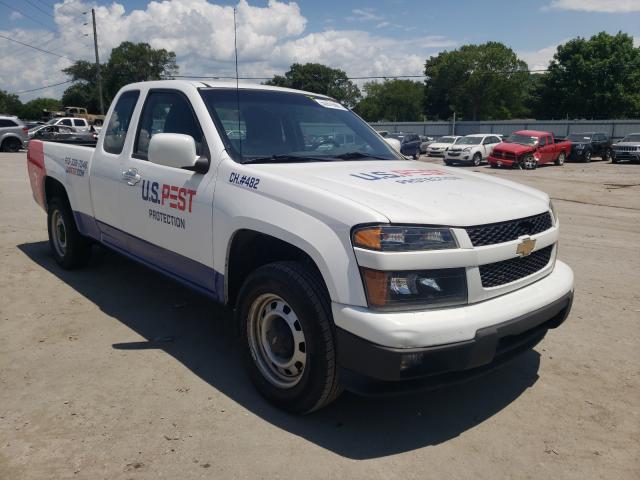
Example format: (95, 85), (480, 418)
(73, 211), (224, 303)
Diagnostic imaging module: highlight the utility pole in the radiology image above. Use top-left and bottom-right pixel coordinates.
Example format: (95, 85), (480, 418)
(452, 111), (456, 135)
(91, 8), (104, 115)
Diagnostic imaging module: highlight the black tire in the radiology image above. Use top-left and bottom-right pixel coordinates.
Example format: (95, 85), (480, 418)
(1, 137), (21, 152)
(555, 151), (566, 166)
(237, 261), (342, 414)
(602, 148), (612, 162)
(472, 152), (482, 166)
(444, 160), (453, 166)
(489, 163), (498, 168)
(583, 150), (591, 163)
(412, 150), (419, 160)
(47, 197), (92, 269)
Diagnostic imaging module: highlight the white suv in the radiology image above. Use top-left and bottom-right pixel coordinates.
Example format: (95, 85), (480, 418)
(444, 134), (502, 166)
(45, 117), (90, 131)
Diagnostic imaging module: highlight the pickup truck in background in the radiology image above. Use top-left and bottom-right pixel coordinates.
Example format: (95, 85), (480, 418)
(27, 80), (574, 413)
(489, 130), (572, 169)
(565, 132), (612, 162)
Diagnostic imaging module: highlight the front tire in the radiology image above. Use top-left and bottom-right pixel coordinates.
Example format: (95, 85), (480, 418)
(237, 261), (342, 413)
(583, 150), (591, 163)
(47, 197), (92, 269)
(555, 151), (566, 166)
(472, 152), (482, 166)
(602, 148), (612, 162)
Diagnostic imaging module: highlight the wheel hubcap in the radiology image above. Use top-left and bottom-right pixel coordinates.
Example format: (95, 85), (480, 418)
(51, 209), (67, 257)
(248, 294), (306, 389)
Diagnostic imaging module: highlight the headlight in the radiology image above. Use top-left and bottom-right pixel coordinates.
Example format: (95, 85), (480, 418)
(353, 225), (458, 251)
(361, 268), (468, 310)
(550, 200), (559, 226)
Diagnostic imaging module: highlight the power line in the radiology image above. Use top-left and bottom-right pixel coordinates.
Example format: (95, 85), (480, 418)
(0, 0), (56, 32)
(10, 79), (73, 95)
(0, 33), (76, 61)
(24, 0), (57, 20)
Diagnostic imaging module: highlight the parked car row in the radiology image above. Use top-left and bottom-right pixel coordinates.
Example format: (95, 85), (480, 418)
(381, 129), (639, 168)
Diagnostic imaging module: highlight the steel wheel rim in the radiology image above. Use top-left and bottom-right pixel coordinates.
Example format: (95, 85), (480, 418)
(247, 294), (307, 389)
(524, 155), (536, 169)
(558, 153), (565, 165)
(585, 151), (591, 161)
(473, 153), (481, 166)
(51, 209), (67, 257)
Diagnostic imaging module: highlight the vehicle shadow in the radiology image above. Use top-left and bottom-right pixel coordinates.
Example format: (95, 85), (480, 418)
(18, 241), (541, 459)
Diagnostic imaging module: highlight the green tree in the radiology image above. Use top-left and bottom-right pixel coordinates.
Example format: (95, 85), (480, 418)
(20, 98), (61, 121)
(532, 32), (640, 119)
(62, 41), (178, 112)
(354, 80), (424, 122)
(0, 90), (23, 116)
(265, 63), (361, 108)
(424, 42), (530, 120)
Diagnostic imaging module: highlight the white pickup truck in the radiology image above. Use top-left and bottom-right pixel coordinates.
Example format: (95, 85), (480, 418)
(27, 80), (574, 413)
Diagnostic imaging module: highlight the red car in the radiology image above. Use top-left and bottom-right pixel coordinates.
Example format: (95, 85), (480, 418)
(488, 130), (572, 169)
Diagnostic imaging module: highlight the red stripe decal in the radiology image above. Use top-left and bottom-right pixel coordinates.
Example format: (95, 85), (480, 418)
(27, 140), (46, 209)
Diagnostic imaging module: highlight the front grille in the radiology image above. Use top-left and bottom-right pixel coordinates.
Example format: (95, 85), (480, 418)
(480, 246), (553, 288)
(465, 212), (552, 246)
(492, 151), (517, 160)
(613, 146), (639, 152)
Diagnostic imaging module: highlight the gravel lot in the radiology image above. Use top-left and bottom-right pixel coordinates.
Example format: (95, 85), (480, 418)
(1, 151), (639, 479)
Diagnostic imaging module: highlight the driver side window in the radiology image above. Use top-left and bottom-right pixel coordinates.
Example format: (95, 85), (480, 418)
(134, 90), (203, 160)
(538, 136), (547, 147)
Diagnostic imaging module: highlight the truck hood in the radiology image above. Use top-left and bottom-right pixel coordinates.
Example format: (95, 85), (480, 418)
(250, 160), (549, 226)
(492, 143), (535, 155)
(427, 142), (455, 149)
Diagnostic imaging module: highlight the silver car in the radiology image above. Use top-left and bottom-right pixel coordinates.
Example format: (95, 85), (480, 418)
(0, 115), (28, 152)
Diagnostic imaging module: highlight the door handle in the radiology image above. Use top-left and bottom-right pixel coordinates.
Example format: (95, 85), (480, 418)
(122, 168), (141, 186)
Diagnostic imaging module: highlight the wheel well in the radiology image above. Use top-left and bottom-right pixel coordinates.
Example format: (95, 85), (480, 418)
(226, 230), (326, 307)
(44, 177), (69, 211)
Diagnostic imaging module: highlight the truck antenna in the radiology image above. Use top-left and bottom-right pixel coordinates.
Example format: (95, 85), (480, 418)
(233, 7), (242, 156)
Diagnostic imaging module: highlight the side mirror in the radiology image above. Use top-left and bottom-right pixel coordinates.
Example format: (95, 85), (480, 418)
(148, 133), (208, 173)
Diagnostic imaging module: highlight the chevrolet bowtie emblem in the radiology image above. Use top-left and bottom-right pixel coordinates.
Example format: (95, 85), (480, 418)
(516, 237), (536, 257)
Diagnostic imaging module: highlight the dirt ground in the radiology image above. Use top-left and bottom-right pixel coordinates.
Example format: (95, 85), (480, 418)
(1, 151), (639, 479)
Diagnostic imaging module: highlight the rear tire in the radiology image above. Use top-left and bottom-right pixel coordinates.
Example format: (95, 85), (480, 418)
(602, 148), (612, 162)
(1, 137), (21, 152)
(237, 261), (342, 414)
(47, 197), (92, 269)
(583, 150), (591, 163)
(555, 151), (566, 166)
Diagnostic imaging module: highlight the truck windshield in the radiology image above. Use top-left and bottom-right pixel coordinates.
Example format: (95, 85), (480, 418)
(506, 134), (538, 146)
(199, 88), (400, 163)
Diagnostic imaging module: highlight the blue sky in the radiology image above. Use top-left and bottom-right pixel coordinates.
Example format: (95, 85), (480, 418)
(1, 0), (638, 100)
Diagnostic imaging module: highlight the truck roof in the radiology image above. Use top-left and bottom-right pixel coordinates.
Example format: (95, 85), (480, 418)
(516, 130), (552, 137)
(121, 79), (333, 100)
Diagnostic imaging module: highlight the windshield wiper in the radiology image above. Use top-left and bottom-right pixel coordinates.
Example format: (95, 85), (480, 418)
(331, 151), (390, 160)
(241, 155), (333, 165)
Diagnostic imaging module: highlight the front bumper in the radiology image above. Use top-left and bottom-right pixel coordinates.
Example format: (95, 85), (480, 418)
(612, 151), (640, 161)
(488, 155), (516, 166)
(333, 260), (574, 388)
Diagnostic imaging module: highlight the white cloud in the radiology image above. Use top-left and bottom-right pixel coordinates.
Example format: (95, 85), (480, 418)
(546, 0), (640, 12)
(347, 8), (384, 22)
(1, 0), (456, 102)
(519, 43), (563, 71)
(9, 11), (23, 21)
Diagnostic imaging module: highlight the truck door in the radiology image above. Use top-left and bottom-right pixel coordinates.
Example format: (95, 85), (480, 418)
(90, 89), (141, 249)
(120, 89), (217, 295)
(538, 135), (551, 163)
